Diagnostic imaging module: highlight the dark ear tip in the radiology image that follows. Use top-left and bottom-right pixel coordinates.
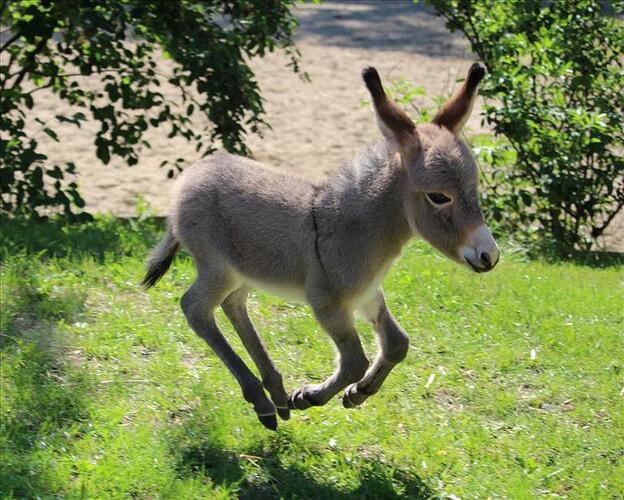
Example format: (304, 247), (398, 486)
(467, 62), (486, 87)
(362, 66), (378, 80)
(362, 66), (384, 95)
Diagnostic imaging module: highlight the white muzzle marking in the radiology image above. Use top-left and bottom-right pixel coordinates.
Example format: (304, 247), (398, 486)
(460, 224), (500, 273)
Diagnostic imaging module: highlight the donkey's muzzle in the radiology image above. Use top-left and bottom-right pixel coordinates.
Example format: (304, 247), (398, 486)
(464, 251), (498, 273)
(461, 224), (499, 273)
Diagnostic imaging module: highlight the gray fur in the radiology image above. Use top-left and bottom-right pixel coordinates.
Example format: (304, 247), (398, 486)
(144, 65), (499, 429)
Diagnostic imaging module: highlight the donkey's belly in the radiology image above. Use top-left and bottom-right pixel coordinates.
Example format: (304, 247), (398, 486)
(241, 275), (308, 303)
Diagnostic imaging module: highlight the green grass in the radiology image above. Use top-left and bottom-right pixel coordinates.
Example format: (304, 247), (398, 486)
(1, 216), (622, 499)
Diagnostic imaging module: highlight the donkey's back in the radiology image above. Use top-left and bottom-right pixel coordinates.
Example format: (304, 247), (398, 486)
(170, 152), (316, 287)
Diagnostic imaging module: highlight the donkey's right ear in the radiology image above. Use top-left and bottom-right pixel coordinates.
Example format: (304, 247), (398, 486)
(432, 63), (486, 135)
(362, 67), (421, 164)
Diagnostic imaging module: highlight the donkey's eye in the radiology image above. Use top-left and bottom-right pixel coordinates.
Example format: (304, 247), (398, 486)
(426, 192), (452, 205)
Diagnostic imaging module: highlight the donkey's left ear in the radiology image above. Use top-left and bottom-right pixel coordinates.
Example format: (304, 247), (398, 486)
(362, 67), (421, 166)
(432, 63), (486, 135)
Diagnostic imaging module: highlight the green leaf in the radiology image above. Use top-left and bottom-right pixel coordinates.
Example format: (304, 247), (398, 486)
(2, 0), (301, 217)
(96, 143), (110, 164)
(43, 127), (59, 142)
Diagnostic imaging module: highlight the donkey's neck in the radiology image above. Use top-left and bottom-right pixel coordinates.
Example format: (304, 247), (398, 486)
(321, 140), (412, 262)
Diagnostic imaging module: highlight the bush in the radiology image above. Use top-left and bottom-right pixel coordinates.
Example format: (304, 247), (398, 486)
(1, 0), (300, 218)
(426, 0), (624, 252)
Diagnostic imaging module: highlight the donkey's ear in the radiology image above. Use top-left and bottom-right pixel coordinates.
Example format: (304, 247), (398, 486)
(433, 62), (486, 135)
(362, 67), (420, 164)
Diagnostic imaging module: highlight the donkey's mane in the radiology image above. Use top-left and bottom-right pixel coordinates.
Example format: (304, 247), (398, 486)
(321, 139), (398, 201)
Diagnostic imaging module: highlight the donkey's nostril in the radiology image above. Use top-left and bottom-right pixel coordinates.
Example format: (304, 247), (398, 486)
(480, 251), (491, 268)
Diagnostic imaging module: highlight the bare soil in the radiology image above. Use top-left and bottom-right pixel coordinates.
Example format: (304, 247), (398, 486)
(22, 1), (622, 250)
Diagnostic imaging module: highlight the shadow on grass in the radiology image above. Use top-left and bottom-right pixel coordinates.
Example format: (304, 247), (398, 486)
(523, 242), (624, 269)
(1, 334), (93, 498)
(0, 268), (87, 349)
(548, 249), (623, 269)
(1, 215), (165, 263)
(1, 215), (170, 349)
(173, 429), (433, 499)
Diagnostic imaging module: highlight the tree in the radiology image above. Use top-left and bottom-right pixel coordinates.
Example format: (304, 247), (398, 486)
(1, 0), (301, 218)
(426, 0), (624, 252)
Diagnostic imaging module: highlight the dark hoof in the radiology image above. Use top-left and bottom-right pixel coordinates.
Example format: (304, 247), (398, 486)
(288, 387), (320, 410)
(342, 383), (368, 409)
(276, 406), (291, 420)
(342, 392), (356, 409)
(257, 413), (278, 431)
(342, 384), (358, 409)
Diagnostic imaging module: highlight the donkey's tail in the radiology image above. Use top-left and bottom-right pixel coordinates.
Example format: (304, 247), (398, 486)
(142, 227), (180, 289)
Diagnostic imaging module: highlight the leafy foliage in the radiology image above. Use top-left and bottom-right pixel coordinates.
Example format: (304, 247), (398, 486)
(1, 0), (300, 217)
(426, 0), (624, 251)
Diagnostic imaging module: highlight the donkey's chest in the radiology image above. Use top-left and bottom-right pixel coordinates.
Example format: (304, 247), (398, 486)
(345, 257), (397, 311)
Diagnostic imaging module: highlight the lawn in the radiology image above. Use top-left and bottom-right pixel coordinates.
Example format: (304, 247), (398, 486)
(1, 216), (622, 499)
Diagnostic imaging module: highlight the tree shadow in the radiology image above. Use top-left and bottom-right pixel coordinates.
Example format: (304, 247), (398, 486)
(556, 250), (623, 269)
(525, 241), (624, 269)
(1, 215), (159, 349)
(0, 215), (165, 263)
(1, 331), (93, 497)
(295, 1), (466, 58)
(173, 429), (434, 499)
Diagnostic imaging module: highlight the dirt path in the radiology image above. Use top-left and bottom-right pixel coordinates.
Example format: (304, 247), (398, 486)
(25, 1), (622, 250)
(30, 1), (479, 215)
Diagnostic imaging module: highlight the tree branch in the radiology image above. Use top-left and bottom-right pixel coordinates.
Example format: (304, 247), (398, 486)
(9, 36), (49, 90)
(0, 0), (10, 17)
(465, 12), (487, 62)
(25, 65), (60, 95)
(0, 29), (21, 53)
(591, 201), (624, 239)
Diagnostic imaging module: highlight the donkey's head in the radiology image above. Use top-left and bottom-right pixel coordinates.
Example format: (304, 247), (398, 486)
(363, 64), (499, 272)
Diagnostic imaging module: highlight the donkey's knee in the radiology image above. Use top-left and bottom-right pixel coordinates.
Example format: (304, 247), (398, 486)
(340, 351), (370, 383)
(180, 288), (194, 317)
(180, 288), (203, 326)
(383, 325), (409, 364)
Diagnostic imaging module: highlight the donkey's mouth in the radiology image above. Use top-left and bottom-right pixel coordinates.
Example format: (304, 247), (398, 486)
(464, 257), (486, 273)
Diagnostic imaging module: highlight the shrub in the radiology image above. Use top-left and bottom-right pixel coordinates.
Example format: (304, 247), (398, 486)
(1, 0), (300, 218)
(426, 0), (624, 252)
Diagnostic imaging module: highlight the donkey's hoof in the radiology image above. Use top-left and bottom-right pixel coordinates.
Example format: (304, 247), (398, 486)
(257, 413), (278, 431)
(342, 383), (367, 409)
(342, 393), (356, 409)
(276, 406), (291, 420)
(288, 387), (320, 410)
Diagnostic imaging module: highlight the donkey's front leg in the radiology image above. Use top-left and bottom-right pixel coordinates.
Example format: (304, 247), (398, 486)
(289, 300), (369, 410)
(343, 290), (409, 408)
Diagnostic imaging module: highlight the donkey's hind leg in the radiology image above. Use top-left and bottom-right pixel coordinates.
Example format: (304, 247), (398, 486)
(222, 287), (291, 420)
(181, 273), (277, 430)
(343, 290), (409, 408)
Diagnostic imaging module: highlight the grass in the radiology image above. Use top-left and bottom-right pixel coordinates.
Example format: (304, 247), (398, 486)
(1, 215), (622, 499)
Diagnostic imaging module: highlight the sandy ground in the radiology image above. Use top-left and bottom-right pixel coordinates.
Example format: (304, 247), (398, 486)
(27, 2), (481, 213)
(19, 1), (623, 249)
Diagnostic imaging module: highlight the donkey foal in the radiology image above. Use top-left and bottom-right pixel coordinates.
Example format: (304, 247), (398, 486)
(143, 63), (499, 430)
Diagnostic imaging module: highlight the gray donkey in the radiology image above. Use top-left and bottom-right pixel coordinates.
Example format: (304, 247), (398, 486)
(143, 63), (499, 430)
